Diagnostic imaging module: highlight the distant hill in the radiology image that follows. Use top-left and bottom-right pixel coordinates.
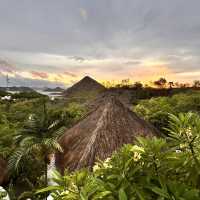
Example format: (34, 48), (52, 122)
(43, 87), (64, 92)
(0, 86), (34, 92)
(63, 76), (106, 103)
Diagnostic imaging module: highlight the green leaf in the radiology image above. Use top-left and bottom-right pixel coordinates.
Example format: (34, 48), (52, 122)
(150, 186), (169, 198)
(36, 185), (62, 194)
(93, 191), (112, 199)
(119, 188), (127, 200)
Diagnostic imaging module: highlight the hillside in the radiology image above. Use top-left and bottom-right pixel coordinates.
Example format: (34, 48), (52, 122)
(0, 87), (34, 92)
(63, 76), (106, 103)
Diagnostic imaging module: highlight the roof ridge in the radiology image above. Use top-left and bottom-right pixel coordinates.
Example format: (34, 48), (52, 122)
(77, 105), (109, 168)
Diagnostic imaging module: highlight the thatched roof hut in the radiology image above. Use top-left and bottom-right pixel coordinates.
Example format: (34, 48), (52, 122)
(0, 157), (7, 185)
(56, 96), (159, 171)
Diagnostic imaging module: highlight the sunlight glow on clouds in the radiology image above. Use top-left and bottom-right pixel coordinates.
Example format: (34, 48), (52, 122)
(0, 52), (175, 86)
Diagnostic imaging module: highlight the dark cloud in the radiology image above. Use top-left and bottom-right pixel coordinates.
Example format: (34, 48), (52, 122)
(1, 0), (199, 55)
(0, 0), (200, 84)
(0, 59), (16, 73)
(69, 56), (85, 62)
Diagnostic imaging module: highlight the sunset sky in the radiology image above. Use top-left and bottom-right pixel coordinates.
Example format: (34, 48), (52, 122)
(0, 0), (200, 87)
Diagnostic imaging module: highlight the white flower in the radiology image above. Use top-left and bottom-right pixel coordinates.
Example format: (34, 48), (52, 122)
(93, 164), (100, 172)
(186, 127), (192, 138)
(103, 162), (112, 169)
(103, 157), (112, 169)
(180, 143), (187, 149)
(133, 152), (141, 162)
(61, 190), (69, 195)
(131, 145), (145, 153)
(104, 157), (111, 163)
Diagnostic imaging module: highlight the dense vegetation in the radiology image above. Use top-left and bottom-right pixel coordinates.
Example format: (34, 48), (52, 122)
(1, 87), (200, 199)
(134, 90), (200, 133)
(0, 92), (86, 199)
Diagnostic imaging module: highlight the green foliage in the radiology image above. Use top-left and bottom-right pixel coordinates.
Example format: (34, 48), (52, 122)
(8, 101), (65, 173)
(11, 91), (45, 99)
(134, 91), (200, 132)
(0, 191), (7, 199)
(0, 90), (9, 97)
(38, 113), (200, 199)
(65, 102), (86, 122)
(0, 96), (86, 199)
(0, 114), (17, 158)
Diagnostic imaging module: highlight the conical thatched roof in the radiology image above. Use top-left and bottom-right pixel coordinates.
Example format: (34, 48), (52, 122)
(63, 76), (105, 102)
(56, 96), (159, 172)
(0, 157), (7, 185)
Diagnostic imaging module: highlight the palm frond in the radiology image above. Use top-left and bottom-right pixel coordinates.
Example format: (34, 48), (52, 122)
(53, 126), (66, 138)
(43, 138), (63, 153)
(8, 148), (25, 173)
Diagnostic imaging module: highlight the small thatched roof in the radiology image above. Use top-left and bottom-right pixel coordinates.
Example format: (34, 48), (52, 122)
(56, 96), (159, 172)
(0, 157), (7, 185)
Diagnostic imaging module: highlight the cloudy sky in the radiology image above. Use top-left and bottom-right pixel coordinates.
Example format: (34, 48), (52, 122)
(0, 0), (200, 87)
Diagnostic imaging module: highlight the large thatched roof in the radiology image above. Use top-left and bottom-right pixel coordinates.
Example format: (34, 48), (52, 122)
(0, 157), (7, 185)
(56, 96), (159, 171)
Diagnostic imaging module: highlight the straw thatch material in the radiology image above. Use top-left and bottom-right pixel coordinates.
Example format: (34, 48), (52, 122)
(56, 96), (159, 172)
(0, 157), (7, 185)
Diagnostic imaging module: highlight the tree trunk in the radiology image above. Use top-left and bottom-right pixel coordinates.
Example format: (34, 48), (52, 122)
(45, 162), (48, 200)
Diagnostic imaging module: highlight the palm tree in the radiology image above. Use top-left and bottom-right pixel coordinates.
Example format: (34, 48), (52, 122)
(193, 80), (200, 88)
(168, 81), (174, 89)
(8, 99), (66, 199)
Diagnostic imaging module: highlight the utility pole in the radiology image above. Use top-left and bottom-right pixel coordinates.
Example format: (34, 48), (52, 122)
(6, 74), (10, 92)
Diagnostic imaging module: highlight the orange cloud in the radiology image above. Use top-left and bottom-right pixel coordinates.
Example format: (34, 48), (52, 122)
(64, 71), (77, 78)
(31, 71), (49, 79)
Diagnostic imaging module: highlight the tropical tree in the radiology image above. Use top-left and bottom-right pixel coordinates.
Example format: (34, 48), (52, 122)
(168, 81), (174, 89)
(193, 80), (200, 88)
(8, 99), (66, 199)
(133, 82), (143, 89)
(154, 77), (167, 88)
